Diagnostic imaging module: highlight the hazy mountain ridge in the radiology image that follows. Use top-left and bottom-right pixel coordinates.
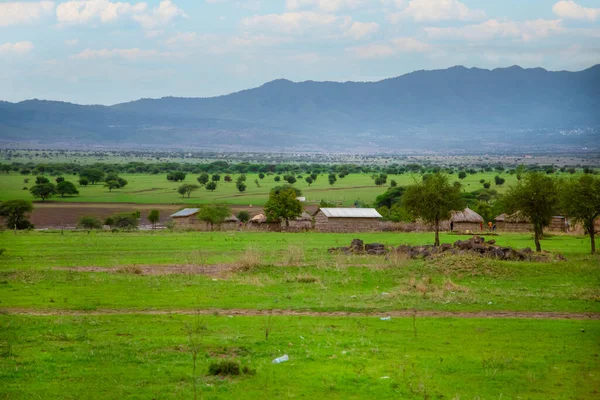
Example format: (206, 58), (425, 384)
(1, 65), (599, 152)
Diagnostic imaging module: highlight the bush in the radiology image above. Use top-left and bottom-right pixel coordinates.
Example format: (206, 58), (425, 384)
(105, 213), (138, 230)
(77, 216), (103, 231)
(208, 360), (254, 376)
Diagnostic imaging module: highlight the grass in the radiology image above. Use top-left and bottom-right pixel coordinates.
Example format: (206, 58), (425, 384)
(1, 230), (598, 399)
(1, 314), (598, 399)
(0, 171), (522, 205)
(0, 231), (598, 313)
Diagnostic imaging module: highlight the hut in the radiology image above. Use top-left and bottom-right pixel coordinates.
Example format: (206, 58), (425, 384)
(170, 208), (200, 229)
(247, 213), (281, 232)
(494, 212), (532, 232)
(549, 216), (567, 232)
(170, 208), (239, 231)
(287, 211), (313, 232)
(313, 208), (382, 233)
(449, 208), (484, 233)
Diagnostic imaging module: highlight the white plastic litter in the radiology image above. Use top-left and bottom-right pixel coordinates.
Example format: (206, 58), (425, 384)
(380, 376), (390, 379)
(380, 316), (391, 321)
(272, 354), (289, 364)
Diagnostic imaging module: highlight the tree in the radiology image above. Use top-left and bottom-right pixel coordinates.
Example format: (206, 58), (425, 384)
(78, 177), (89, 186)
(236, 182), (247, 193)
(206, 181), (217, 191)
(504, 172), (558, 252)
(258, 173), (265, 179)
(80, 168), (105, 184)
(30, 183), (57, 202)
(310, 173), (318, 181)
(458, 171), (467, 180)
(35, 176), (50, 184)
(375, 186), (405, 208)
(55, 176), (65, 183)
(560, 175), (600, 254)
(274, 176), (281, 182)
(285, 175), (297, 184)
(167, 171), (186, 182)
(264, 186), (303, 228)
(305, 177), (313, 186)
(390, 180), (397, 187)
(483, 182), (491, 189)
(178, 184), (200, 198)
(328, 173), (337, 186)
(0, 200), (33, 229)
(404, 173), (465, 246)
(516, 164), (526, 181)
(77, 216), (102, 231)
(494, 176), (505, 186)
(105, 181), (120, 192)
(197, 173), (209, 186)
(56, 181), (79, 197)
(237, 210), (250, 223)
(148, 209), (160, 229)
(197, 204), (232, 230)
(224, 175), (232, 183)
(211, 174), (221, 182)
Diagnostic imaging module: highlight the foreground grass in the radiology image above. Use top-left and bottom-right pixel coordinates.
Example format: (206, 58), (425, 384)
(1, 231), (598, 313)
(1, 314), (598, 399)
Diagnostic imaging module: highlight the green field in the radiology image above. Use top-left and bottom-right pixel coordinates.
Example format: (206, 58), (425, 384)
(1, 171), (520, 205)
(1, 231), (599, 398)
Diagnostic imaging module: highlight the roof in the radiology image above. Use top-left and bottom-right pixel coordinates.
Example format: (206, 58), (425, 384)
(495, 211), (530, 223)
(224, 214), (239, 222)
(450, 208), (483, 223)
(170, 208), (199, 218)
(249, 213), (267, 223)
(317, 208), (382, 219)
(296, 211), (313, 221)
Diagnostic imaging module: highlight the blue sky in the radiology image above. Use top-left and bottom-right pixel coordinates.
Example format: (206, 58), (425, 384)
(1, 0), (599, 104)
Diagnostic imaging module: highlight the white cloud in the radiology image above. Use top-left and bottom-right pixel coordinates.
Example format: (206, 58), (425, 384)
(344, 21), (379, 39)
(391, 0), (485, 23)
(0, 41), (35, 55)
(553, 1), (600, 21)
(0, 1), (55, 27)
(65, 38), (79, 46)
(286, 0), (367, 12)
(56, 0), (146, 24)
(133, 0), (187, 29)
(70, 47), (181, 60)
(242, 11), (349, 35)
(347, 37), (431, 58)
(425, 19), (564, 42)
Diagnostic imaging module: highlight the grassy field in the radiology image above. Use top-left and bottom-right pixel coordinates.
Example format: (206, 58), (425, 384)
(1, 230), (599, 398)
(1, 171), (519, 205)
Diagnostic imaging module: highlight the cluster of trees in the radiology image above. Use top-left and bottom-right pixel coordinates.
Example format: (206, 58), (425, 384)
(28, 176), (80, 202)
(7, 159), (597, 179)
(77, 210), (161, 231)
(396, 172), (600, 254)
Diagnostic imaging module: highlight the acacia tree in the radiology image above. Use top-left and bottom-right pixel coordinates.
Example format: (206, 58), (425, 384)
(197, 173), (209, 186)
(77, 216), (103, 232)
(56, 181), (79, 197)
(178, 184), (200, 198)
(197, 204), (231, 230)
(504, 172), (558, 252)
(264, 186), (302, 228)
(560, 174), (600, 254)
(0, 200), (34, 229)
(30, 183), (57, 202)
(403, 172), (464, 246)
(80, 168), (105, 184)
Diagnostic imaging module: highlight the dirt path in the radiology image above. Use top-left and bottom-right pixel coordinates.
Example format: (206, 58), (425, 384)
(2, 308), (598, 320)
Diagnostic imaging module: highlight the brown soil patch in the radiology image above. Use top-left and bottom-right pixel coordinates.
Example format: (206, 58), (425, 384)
(55, 264), (239, 277)
(2, 308), (598, 320)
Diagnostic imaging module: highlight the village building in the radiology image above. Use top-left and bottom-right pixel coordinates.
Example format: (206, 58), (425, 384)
(495, 213), (568, 232)
(170, 208), (239, 231)
(313, 208), (382, 233)
(449, 208), (484, 233)
(247, 213), (281, 232)
(286, 211), (313, 232)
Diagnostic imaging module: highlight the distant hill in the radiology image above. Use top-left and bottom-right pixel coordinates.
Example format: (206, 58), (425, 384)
(1, 65), (599, 152)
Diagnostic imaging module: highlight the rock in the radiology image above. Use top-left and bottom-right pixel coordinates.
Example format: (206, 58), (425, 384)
(472, 236), (485, 244)
(365, 243), (386, 255)
(440, 243), (453, 252)
(350, 239), (364, 253)
(487, 239), (496, 245)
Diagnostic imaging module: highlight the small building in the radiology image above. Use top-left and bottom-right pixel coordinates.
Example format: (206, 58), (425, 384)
(170, 208), (239, 231)
(170, 208), (200, 229)
(549, 216), (567, 232)
(494, 212), (532, 232)
(450, 208), (484, 233)
(287, 211), (313, 232)
(313, 208), (382, 233)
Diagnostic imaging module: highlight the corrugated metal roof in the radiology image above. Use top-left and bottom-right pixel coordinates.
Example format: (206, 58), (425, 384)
(170, 208), (199, 218)
(319, 208), (382, 218)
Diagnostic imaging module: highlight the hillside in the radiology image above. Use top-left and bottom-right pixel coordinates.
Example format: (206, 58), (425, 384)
(1, 65), (599, 152)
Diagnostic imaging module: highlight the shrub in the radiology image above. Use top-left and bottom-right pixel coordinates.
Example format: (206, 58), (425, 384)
(77, 216), (103, 231)
(208, 360), (247, 376)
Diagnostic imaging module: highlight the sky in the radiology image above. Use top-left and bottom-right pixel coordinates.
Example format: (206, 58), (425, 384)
(1, 0), (599, 104)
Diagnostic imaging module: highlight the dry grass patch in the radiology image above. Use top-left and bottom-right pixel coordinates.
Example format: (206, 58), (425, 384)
(392, 276), (470, 300)
(116, 265), (143, 275)
(428, 255), (510, 278)
(236, 248), (262, 271)
(283, 244), (305, 266)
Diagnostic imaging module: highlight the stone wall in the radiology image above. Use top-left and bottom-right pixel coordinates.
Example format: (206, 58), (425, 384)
(314, 211), (381, 233)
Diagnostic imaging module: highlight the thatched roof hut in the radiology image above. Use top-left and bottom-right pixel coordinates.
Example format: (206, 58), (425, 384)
(449, 208), (483, 232)
(287, 211), (314, 232)
(495, 212), (532, 232)
(249, 213), (267, 223)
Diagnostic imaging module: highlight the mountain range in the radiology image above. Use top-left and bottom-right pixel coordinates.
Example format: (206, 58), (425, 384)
(1, 64), (599, 153)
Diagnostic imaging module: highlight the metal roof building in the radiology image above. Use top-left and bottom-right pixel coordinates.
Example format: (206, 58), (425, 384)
(314, 207), (382, 232)
(318, 208), (382, 219)
(170, 208), (200, 218)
